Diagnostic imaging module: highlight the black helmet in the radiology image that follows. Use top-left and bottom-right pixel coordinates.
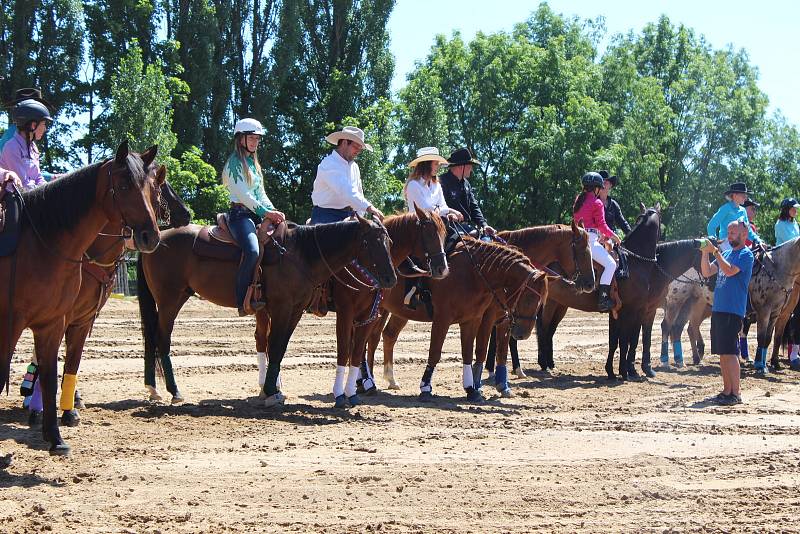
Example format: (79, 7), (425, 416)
(780, 198), (800, 211)
(581, 172), (603, 189)
(12, 99), (52, 129)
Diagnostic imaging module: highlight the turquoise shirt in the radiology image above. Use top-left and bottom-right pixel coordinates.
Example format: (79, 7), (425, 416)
(707, 200), (761, 243)
(774, 219), (800, 245)
(221, 154), (275, 218)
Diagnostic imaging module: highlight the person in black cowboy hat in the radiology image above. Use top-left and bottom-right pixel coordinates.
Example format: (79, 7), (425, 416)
(439, 147), (496, 240)
(707, 182), (763, 253)
(597, 170), (631, 236)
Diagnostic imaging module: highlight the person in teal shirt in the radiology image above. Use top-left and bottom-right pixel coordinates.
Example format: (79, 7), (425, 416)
(775, 197), (800, 246)
(707, 182), (763, 252)
(221, 118), (285, 317)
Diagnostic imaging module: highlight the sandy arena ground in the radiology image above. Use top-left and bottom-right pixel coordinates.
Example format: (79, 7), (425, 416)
(2, 297), (800, 533)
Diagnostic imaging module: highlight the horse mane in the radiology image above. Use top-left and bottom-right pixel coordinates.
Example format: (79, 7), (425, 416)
(383, 211), (446, 239)
(499, 224), (573, 249)
(20, 154), (148, 240)
(460, 237), (532, 275)
(289, 220), (361, 262)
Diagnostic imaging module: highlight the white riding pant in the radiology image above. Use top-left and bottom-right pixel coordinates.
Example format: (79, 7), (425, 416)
(588, 231), (617, 285)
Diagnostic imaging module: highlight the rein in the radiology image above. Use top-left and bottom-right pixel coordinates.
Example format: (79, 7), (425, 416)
(754, 252), (793, 300)
(313, 223), (387, 293)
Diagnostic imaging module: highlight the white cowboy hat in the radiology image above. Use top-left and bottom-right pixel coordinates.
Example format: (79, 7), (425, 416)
(409, 147), (449, 167)
(325, 125), (373, 152)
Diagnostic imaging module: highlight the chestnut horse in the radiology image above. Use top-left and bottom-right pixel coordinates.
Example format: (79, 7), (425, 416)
(328, 207), (448, 407)
(0, 142), (161, 454)
(367, 238), (549, 402)
(535, 204), (662, 380)
(137, 216), (396, 406)
(56, 166), (191, 426)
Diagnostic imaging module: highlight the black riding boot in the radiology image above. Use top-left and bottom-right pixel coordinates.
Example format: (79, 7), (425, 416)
(598, 284), (613, 312)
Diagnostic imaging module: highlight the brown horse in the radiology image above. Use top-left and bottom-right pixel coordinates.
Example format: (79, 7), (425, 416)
(376, 222), (594, 392)
(367, 238), (549, 402)
(0, 142), (161, 454)
(536, 204), (662, 380)
(55, 166), (191, 427)
(137, 216), (396, 406)
(328, 206), (448, 407)
(478, 222), (595, 395)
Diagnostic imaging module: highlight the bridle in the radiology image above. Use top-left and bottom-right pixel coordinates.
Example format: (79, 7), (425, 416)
(496, 267), (546, 328)
(314, 220), (391, 292)
(412, 216), (446, 275)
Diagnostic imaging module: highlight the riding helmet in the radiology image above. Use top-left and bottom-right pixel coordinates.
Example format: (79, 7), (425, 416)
(581, 172), (604, 189)
(780, 197), (800, 211)
(12, 99), (52, 129)
(234, 118), (265, 136)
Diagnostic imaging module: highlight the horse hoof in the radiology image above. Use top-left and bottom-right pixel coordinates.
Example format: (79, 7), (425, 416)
(49, 441), (71, 456)
(773, 362), (783, 371)
(754, 368), (768, 378)
(606, 373), (617, 381)
(486, 372), (495, 383)
(674, 360), (685, 369)
(146, 386), (163, 402)
(61, 410), (80, 427)
(642, 367), (656, 379)
(171, 392), (185, 405)
(419, 391), (434, 403)
(512, 367), (528, 379)
(28, 411), (42, 428)
(692, 356), (702, 366)
(387, 381), (402, 390)
(263, 393), (286, 408)
(790, 361), (800, 371)
(465, 388), (484, 402)
(334, 394), (348, 409)
(74, 392), (85, 410)
(348, 394), (362, 406)
(499, 388), (513, 399)
(258, 390), (267, 400)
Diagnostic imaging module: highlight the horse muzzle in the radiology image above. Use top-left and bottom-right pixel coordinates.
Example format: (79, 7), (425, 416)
(430, 258), (449, 279)
(133, 228), (160, 253)
(511, 322), (534, 341)
(376, 271), (398, 289)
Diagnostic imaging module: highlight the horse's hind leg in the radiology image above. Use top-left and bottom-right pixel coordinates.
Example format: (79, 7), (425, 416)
(419, 319), (450, 401)
(606, 316), (619, 380)
(254, 308), (271, 395)
(33, 318), (70, 455)
(154, 294), (190, 403)
(382, 314), (408, 390)
(510, 338), (525, 378)
(61, 319), (93, 426)
(366, 310), (388, 377)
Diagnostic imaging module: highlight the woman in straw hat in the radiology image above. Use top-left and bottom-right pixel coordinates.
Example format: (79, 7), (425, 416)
(403, 147), (463, 222)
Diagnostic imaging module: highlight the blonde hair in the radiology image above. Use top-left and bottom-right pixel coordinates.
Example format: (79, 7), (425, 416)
(403, 160), (437, 199)
(233, 132), (262, 186)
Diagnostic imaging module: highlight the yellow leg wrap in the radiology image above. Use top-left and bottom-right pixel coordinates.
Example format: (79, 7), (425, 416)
(60, 374), (78, 411)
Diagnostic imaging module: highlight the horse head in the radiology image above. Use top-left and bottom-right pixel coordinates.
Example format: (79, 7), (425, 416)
(414, 204), (448, 279)
(510, 268), (549, 341)
(153, 164), (192, 228)
(568, 219), (595, 293)
(102, 141), (161, 253)
(625, 202), (661, 259)
(355, 215), (397, 289)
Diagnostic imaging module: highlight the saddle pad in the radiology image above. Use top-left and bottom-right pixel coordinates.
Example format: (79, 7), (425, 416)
(0, 191), (21, 257)
(193, 226), (241, 262)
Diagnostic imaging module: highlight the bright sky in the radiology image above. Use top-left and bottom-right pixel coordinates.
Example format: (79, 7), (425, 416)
(388, 0), (800, 126)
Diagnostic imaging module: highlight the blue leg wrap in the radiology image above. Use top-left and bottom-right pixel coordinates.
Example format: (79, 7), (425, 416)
(494, 365), (509, 392)
(673, 341), (684, 365)
(739, 337), (749, 359)
(754, 347), (768, 370)
(472, 362), (484, 390)
(660, 341), (669, 364)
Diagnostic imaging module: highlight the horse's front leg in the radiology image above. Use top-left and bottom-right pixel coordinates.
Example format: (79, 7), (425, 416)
(333, 306), (358, 408)
(626, 322), (643, 380)
(262, 305), (304, 407)
(473, 310), (495, 388)
(33, 318), (70, 455)
(492, 320), (514, 397)
(640, 308), (658, 377)
(61, 319), (93, 426)
(606, 315), (619, 380)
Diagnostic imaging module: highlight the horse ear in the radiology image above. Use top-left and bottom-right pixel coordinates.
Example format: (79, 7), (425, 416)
(114, 140), (129, 165)
(156, 164), (167, 186)
(655, 202), (661, 213)
(356, 214), (371, 228)
(140, 145), (158, 168)
(571, 219), (581, 233)
(413, 203), (427, 220)
(639, 202), (646, 215)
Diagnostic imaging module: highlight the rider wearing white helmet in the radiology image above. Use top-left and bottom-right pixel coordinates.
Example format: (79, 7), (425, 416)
(222, 118), (285, 316)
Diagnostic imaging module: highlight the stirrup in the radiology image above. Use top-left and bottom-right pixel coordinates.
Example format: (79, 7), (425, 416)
(403, 286), (418, 307)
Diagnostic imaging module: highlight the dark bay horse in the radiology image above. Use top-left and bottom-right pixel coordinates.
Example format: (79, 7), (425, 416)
(0, 142), (161, 454)
(535, 204), (661, 380)
(137, 216), (396, 406)
(57, 166), (191, 426)
(328, 207), (448, 407)
(367, 239), (549, 401)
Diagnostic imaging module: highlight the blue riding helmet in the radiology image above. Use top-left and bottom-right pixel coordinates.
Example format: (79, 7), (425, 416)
(581, 172), (603, 189)
(12, 99), (52, 129)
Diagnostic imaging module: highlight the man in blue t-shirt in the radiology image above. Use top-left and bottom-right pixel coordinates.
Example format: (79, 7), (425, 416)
(699, 220), (754, 405)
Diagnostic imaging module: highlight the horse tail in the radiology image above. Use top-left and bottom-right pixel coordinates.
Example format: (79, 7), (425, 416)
(137, 254), (159, 386)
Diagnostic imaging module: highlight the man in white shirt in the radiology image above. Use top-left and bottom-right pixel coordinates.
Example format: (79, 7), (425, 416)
(310, 126), (384, 224)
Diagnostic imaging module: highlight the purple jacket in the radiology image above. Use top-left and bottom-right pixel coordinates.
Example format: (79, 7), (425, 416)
(0, 133), (46, 190)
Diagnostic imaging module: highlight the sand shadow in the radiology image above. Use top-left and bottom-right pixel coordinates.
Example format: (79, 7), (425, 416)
(509, 370), (629, 391)
(297, 390), (527, 415)
(0, 469), (64, 489)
